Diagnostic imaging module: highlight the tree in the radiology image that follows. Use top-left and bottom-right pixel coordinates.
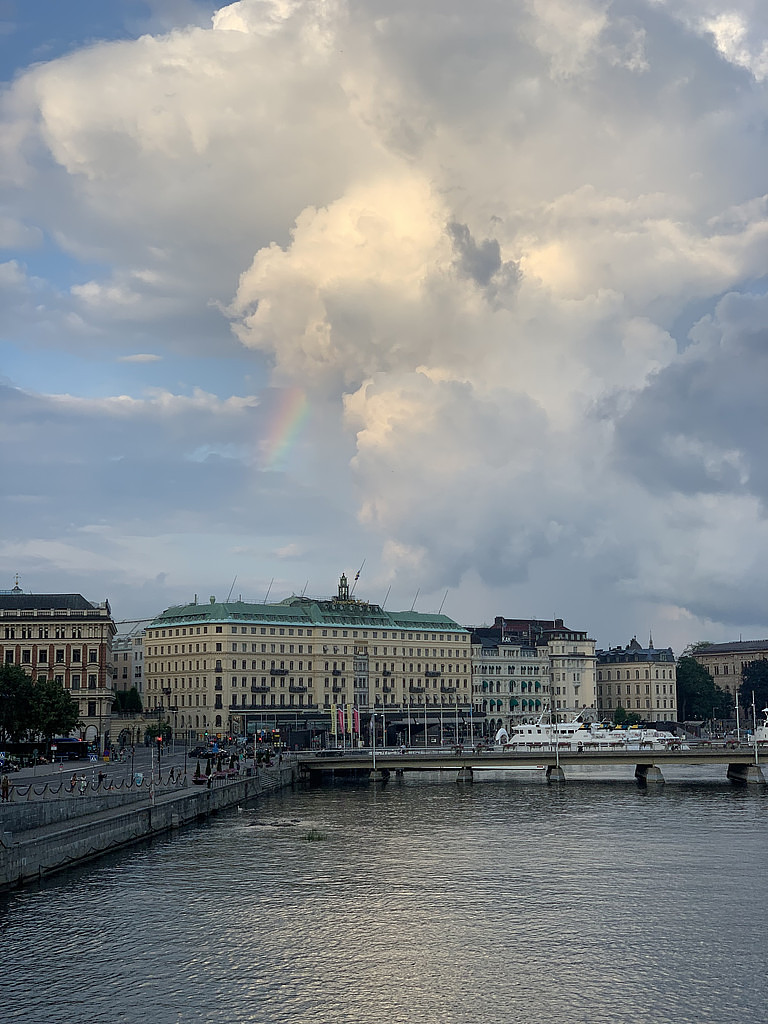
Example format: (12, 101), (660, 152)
(738, 661), (768, 718)
(31, 677), (80, 746)
(114, 687), (143, 713)
(0, 665), (35, 743)
(676, 657), (732, 720)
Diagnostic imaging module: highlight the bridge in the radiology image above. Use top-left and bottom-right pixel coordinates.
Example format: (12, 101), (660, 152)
(298, 746), (766, 785)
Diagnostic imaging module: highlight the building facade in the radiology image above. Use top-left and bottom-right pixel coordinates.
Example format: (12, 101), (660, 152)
(690, 640), (768, 705)
(470, 617), (597, 735)
(0, 582), (116, 749)
(144, 576), (472, 744)
(112, 619), (153, 699)
(596, 637), (677, 722)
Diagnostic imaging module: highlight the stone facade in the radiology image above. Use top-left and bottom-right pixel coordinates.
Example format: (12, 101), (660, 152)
(144, 576), (471, 742)
(471, 617), (597, 734)
(596, 637), (677, 722)
(690, 640), (768, 704)
(0, 583), (116, 750)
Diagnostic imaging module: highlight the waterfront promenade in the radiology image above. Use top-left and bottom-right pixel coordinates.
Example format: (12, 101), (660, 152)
(0, 751), (297, 891)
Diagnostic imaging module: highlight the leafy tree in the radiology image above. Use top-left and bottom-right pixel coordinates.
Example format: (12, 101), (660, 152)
(738, 660), (768, 717)
(0, 665), (35, 743)
(613, 705), (643, 726)
(676, 657), (732, 720)
(31, 677), (80, 746)
(681, 641), (715, 657)
(114, 687), (143, 713)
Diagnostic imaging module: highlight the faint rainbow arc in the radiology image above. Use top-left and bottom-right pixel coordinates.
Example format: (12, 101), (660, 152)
(262, 389), (310, 469)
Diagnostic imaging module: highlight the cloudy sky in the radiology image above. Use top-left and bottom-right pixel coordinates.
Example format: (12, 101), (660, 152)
(1, 0), (767, 649)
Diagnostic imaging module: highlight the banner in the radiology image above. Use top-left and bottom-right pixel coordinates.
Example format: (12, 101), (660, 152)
(337, 706), (345, 735)
(352, 706), (360, 735)
(331, 704), (337, 736)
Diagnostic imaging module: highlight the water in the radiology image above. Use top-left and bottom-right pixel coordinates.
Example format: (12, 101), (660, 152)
(1, 769), (766, 1024)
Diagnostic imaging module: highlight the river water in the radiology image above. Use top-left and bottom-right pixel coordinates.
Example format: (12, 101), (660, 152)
(1, 767), (766, 1024)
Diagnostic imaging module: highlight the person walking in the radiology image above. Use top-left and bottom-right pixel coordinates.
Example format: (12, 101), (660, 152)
(1, 773), (9, 802)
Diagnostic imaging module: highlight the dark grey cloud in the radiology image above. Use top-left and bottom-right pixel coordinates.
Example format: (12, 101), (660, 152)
(610, 290), (768, 500)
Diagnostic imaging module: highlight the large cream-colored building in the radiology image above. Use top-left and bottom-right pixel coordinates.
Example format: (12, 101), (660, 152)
(690, 640), (768, 704)
(596, 637), (677, 722)
(0, 582), (116, 749)
(144, 576), (472, 743)
(471, 617), (597, 735)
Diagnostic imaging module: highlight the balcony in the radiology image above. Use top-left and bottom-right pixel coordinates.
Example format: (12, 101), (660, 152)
(425, 670), (441, 678)
(251, 684), (269, 693)
(332, 669), (342, 677)
(409, 685), (425, 693)
(382, 669), (392, 677)
(440, 684), (456, 693)
(289, 684), (307, 693)
(270, 668), (288, 676)
(383, 685), (393, 693)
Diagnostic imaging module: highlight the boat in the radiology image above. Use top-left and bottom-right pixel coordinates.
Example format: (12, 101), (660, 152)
(752, 708), (768, 745)
(499, 715), (687, 751)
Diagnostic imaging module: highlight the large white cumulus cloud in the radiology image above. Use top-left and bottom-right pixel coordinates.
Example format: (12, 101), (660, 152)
(3, 0), (768, 638)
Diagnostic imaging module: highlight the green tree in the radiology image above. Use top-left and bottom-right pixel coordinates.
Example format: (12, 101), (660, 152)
(31, 677), (80, 747)
(738, 661), (768, 717)
(676, 657), (732, 720)
(0, 665), (35, 743)
(114, 687), (143, 713)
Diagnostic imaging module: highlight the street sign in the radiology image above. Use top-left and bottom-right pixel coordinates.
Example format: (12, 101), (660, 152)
(89, 754), (97, 763)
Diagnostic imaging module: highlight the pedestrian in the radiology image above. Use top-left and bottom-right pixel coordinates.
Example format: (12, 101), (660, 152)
(79, 774), (87, 795)
(1, 773), (9, 802)
(70, 772), (77, 790)
(98, 770), (105, 786)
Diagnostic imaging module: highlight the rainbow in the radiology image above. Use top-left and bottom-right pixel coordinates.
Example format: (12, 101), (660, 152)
(262, 388), (310, 469)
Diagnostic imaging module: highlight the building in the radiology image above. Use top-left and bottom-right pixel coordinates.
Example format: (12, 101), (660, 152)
(112, 619), (153, 699)
(470, 616), (597, 735)
(0, 580), (116, 750)
(143, 575), (472, 745)
(596, 637), (677, 722)
(690, 640), (768, 705)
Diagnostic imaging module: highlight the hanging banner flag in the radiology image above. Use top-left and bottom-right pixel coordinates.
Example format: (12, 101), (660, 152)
(346, 704), (353, 734)
(337, 706), (345, 735)
(331, 704), (338, 735)
(352, 706), (360, 735)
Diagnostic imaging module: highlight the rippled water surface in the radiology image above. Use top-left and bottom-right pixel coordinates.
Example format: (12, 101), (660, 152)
(2, 770), (767, 1024)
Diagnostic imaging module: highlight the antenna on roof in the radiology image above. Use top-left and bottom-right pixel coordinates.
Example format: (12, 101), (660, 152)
(301, 580), (309, 597)
(410, 588), (420, 612)
(381, 585), (391, 610)
(438, 589), (448, 615)
(263, 578), (274, 603)
(226, 576), (237, 602)
(350, 559), (365, 596)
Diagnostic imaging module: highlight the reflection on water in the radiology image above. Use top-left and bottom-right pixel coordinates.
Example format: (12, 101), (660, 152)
(1, 771), (766, 1024)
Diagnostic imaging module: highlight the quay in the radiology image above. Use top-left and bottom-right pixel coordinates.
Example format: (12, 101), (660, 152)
(0, 759), (298, 892)
(298, 746), (766, 785)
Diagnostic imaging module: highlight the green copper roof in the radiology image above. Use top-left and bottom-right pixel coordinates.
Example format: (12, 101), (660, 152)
(149, 595), (467, 633)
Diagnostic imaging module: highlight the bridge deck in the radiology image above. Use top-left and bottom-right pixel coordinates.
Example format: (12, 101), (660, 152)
(299, 748), (764, 772)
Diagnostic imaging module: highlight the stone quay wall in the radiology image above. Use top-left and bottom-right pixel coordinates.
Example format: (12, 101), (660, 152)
(0, 763), (297, 892)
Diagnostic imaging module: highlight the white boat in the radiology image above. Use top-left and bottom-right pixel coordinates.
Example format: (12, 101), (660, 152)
(500, 715), (686, 751)
(752, 708), (768, 745)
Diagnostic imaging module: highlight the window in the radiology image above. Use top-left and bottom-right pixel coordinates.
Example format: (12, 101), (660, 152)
(88, 650), (98, 663)
(56, 649), (65, 663)
(22, 650), (31, 663)
(5, 651), (13, 664)
(71, 675), (80, 689)
(38, 649), (48, 663)
(88, 674), (97, 689)
(87, 701), (96, 717)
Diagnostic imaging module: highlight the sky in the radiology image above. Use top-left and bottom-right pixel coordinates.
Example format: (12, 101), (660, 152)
(1, 0), (767, 650)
